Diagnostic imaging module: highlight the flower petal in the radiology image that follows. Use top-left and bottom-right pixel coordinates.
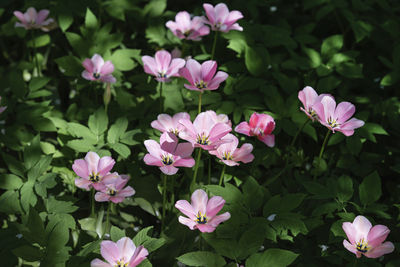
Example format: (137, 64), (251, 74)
(342, 222), (356, 245)
(191, 189), (208, 215)
(91, 54), (105, 73)
(142, 55), (158, 76)
(352, 215), (372, 242)
(175, 200), (196, 219)
(98, 156), (115, 176)
(235, 122), (251, 136)
(367, 225), (390, 248)
(174, 158), (195, 168)
(343, 239), (357, 256)
(72, 159), (89, 178)
(208, 211), (231, 227)
(335, 102), (355, 124)
(178, 215), (197, 230)
(100, 240), (119, 265)
(160, 165), (179, 175)
(100, 61), (115, 75)
(116, 237), (135, 263)
(95, 192), (110, 202)
(143, 154), (163, 167)
(155, 50), (171, 73)
(364, 242), (395, 258)
(90, 258), (112, 267)
(206, 196), (225, 218)
(129, 245), (149, 267)
(201, 60), (217, 82)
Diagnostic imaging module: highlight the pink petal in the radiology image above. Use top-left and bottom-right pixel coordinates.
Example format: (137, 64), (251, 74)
(364, 242), (395, 258)
(203, 3), (216, 25)
(95, 192), (111, 202)
(75, 178), (91, 190)
(320, 96), (337, 123)
(206, 196), (225, 218)
(110, 197), (125, 203)
(342, 222), (356, 245)
(90, 258), (112, 267)
(233, 143), (254, 163)
(72, 159), (89, 178)
(178, 215), (197, 230)
(91, 54), (105, 73)
(144, 140), (162, 158)
(352, 215), (372, 242)
(116, 237), (135, 262)
(183, 84), (202, 91)
(174, 158), (195, 168)
(235, 122), (251, 136)
(98, 156), (115, 176)
(173, 112), (191, 132)
(152, 114), (173, 132)
(83, 58), (94, 73)
(160, 165), (179, 175)
(142, 56), (158, 76)
(343, 239), (357, 256)
(155, 50), (172, 73)
(225, 10), (243, 25)
(208, 211), (231, 227)
(175, 142), (194, 158)
(195, 25), (210, 37)
(179, 67), (195, 86)
(179, 119), (197, 141)
(196, 224), (216, 233)
(26, 7), (37, 23)
(175, 11), (192, 31)
(184, 59), (202, 84)
(100, 61), (115, 75)
(367, 225), (390, 247)
(191, 189), (208, 215)
(129, 246), (149, 267)
(208, 123), (232, 142)
(85, 152), (101, 175)
(166, 58), (186, 77)
(36, 9), (50, 25)
(175, 200), (196, 219)
(335, 102), (355, 124)
(207, 71), (228, 90)
(201, 61), (217, 82)
(225, 23), (243, 32)
(298, 86), (318, 111)
(100, 240), (120, 265)
(118, 186), (135, 198)
(14, 11), (26, 23)
(160, 132), (178, 153)
(100, 74), (116, 84)
(258, 134), (275, 147)
(339, 118), (365, 136)
(215, 3), (230, 22)
(143, 154), (163, 167)
(82, 70), (95, 81)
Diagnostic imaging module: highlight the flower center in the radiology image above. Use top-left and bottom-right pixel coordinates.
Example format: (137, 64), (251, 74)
(93, 73), (101, 79)
(308, 108), (317, 118)
(89, 172), (100, 183)
(327, 117), (339, 128)
(162, 154), (174, 165)
(195, 80), (208, 90)
(169, 128), (179, 135)
(196, 133), (210, 145)
(183, 30), (192, 37)
(222, 151), (233, 160)
(107, 188), (117, 196)
(158, 72), (167, 78)
(115, 260), (128, 267)
(356, 239), (370, 253)
(195, 211), (208, 224)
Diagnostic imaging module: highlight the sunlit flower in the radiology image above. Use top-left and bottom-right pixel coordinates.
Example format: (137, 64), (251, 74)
(179, 59), (228, 92)
(202, 3), (243, 32)
(142, 50), (185, 82)
(90, 237), (148, 267)
(175, 189), (230, 233)
(342, 215), (394, 258)
(166, 11), (210, 41)
(95, 175), (135, 203)
(235, 112), (275, 147)
(209, 134), (254, 166)
(0, 97), (6, 114)
(313, 96), (365, 136)
(72, 151), (115, 191)
(151, 112), (191, 135)
(14, 7), (54, 31)
(208, 110), (232, 127)
(179, 111), (232, 150)
(144, 132), (195, 175)
(82, 54), (116, 83)
(298, 86), (333, 121)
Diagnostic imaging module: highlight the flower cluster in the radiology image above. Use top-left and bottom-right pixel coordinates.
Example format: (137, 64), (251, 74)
(72, 151), (135, 203)
(298, 86), (364, 136)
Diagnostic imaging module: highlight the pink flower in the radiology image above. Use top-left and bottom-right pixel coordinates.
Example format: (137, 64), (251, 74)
(298, 86), (333, 121)
(142, 50), (185, 82)
(72, 151), (115, 191)
(166, 11), (210, 41)
(91, 237), (148, 267)
(342, 215), (394, 258)
(14, 7), (54, 32)
(0, 97), (6, 114)
(175, 189), (231, 233)
(235, 112), (276, 147)
(82, 54), (116, 83)
(202, 3), (243, 32)
(208, 110), (232, 127)
(151, 112), (191, 135)
(313, 96), (365, 136)
(179, 111), (232, 151)
(95, 175), (135, 204)
(179, 59), (228, 92)
(209, 134), (254, 166)
(144, 132), (195, 175)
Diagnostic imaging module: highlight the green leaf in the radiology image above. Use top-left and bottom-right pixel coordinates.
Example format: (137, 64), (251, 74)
(303, 46), (321, 68)
(246, 249), (299, 267)
(111, 49), (140, 71)
(359, 171), (382, 206)
(177, 251), (226, 267)
(143, 0), (167, 17)
(29, 77), (51, 92)
(12, 245), (43, 262)
(85, 8), (98, 29)
(88, 108), (109, 136)
(27, 34), (50, 48)
(24, 135), (42, 170)
(263, 194), (306, 215)
(245, 46), (268, 76)
(363, 123), (388, 136)
(58, 14), (73, 32)
(110, 226), (126, 242)
(45, 197), (79, 214)
(238, 223), (267, 259)
(108, 117), (129, 144)
(0, 190), (22, 214)
(380, 71), (399, 86)
(67, 139), (95, 152)
(54, 55), (82, 76)
(111, 143), (131, 158)
(20, 181), (37, 212)
(26, 207), (46, 245)
(336, 62), (363, 78)
(242, 177), (264, 211)
(321, 35), (343, 57)
(67, 122), (97, 142)
(0, 174), (23, 190)
(336, 175), (353, 202)
(27, 155), (52, 182)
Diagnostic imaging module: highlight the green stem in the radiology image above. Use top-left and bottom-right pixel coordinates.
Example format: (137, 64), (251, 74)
(198, 92), (203, 114)
(290, 118), (309, 147)
(159, 82), (164, 113)
(105, 202), (111, 234)
(170, 175), (175, 212)
(30, 30), (40, 77)
(208, 157), (211, 185)
(210, 31), (219, 60)
(161, 174), (167, 234)
(314, 130), (331, 180)
(218, 164), (226, 186)
(181, 40), (187, 57)
(104, 83), (111, 114)
(192, 148), (202, 187)
(90, 188), (95, 217)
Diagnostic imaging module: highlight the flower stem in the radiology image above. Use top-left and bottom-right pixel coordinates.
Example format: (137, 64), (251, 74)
(218, 164), (226, 186)
(161, 174), (167, 234)
(159, 82), (164, 113)
(208, 157), (211, 185)
(290, 118), (309, 147)
(30, 30), (40, 77)
(198, 92), (203, 114)
(90, 188), (95, 217)
(181, 40), (187, 57)
(192, 148), (202, 188)
(170, 175), (175, 212)
(104, 83), (111, 114)
(211, 31), (219, 60)
(314, 130), (331, 180)
(105, 201), (111, 234)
